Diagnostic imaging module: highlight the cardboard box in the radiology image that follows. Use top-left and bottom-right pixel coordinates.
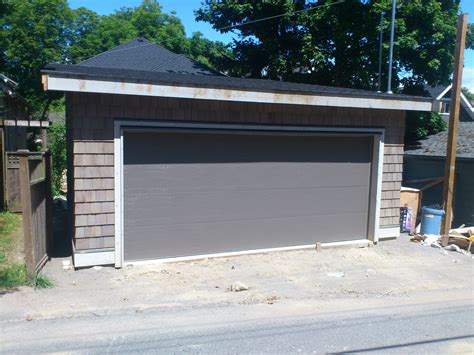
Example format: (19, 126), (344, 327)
(400, 187), (422, 232)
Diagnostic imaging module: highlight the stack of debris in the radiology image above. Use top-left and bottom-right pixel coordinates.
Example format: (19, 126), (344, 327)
(410, 226), (474, 255)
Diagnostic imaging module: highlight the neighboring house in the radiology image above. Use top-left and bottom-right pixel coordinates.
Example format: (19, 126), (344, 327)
(0, 74), (30, 211)
(424, 84), (474, 122)
(41, 37), (435, 268)
(404, 122), (474, 227)
(47, 112), (65, 124)
(0, 74), (29, 151)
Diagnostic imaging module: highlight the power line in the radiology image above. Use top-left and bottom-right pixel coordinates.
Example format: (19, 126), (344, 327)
(216, 0), (345, 31)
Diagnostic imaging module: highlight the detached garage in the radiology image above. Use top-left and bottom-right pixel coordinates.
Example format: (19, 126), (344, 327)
(41, 38), (435, 267)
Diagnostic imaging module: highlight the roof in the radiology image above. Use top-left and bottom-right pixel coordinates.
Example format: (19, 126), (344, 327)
(0, 73), (30, 107)
(78, 38), (221, 76)
(47, 112), (65, 124)
(424, 84), (474, 120)
(0, 74), (19, 97)
(405, 122), (474, 159)
(423, 84), (447, 99)
(42, 38), (434, 111)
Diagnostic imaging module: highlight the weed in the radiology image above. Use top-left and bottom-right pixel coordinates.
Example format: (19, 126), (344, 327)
(29, 273), (55, 289)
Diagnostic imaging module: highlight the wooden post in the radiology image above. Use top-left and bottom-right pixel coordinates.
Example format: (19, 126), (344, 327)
(44, 150), (54, 256)
(0, 127), (5, 211)
(41, 128), (48, 149)
(441, 13), (468, 243)
(18, 150), (34, 277)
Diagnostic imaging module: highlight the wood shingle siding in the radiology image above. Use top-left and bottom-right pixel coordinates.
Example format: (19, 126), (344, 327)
(66, 92), (406, 251)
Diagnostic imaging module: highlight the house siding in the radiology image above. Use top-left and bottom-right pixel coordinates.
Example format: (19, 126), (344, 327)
(66, 92), (405, 251)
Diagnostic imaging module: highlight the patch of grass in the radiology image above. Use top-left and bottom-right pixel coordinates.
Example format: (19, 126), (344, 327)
(0, 212), (20, 266)
(0, 212), (54, 289)
(0, 263), (54, 289)
(0, 263), (27, 288)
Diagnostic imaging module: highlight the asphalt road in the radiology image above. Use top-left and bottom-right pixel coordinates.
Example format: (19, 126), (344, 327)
(1, 298), (473, 354)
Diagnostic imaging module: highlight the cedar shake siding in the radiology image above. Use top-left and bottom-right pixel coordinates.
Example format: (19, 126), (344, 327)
(66, 92), (405, 251)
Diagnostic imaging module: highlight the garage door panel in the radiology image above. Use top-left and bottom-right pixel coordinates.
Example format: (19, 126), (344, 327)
(125, 132), (371, 165)
(123, 130), (372, 261)
(124, 186), (370, 228)
(124, 162), (371, 193)
(124, 212), (369, 261)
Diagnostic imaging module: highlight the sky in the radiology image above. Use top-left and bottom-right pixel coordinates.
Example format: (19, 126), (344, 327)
(68, 0), (474, 90)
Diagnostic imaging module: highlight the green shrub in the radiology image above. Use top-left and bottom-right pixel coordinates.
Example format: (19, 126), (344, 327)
(48, 121), (67, 197)
(405, 111), (446, 144)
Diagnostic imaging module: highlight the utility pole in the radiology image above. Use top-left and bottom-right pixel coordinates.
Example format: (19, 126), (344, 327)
(441, 13), (468, 242)
(386, 0), (396, 94)
(377, 11), (384, 93)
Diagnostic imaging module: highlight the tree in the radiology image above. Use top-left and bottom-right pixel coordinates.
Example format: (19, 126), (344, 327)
(0, 0), (72, 113)
(462, 87), (474, 101)
(48, 121), (66, 196)
(189, 32), (232, 73)
(196, 0), (470, 92)
(67, 7), (101, 63)
(0, 0), (231, 112)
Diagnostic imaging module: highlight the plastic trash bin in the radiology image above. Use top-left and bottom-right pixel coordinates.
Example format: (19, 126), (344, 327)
(420, 207), (445, 235)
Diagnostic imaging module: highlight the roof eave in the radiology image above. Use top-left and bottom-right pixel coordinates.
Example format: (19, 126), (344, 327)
(41, 71), (435, 112)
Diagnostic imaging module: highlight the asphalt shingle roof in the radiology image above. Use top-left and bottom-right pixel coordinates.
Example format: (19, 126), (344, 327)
(43, 38), (432, 103)
(423, 84), (447, 99)
(405, 122), (474, 159)
(79, 38), (221, 76)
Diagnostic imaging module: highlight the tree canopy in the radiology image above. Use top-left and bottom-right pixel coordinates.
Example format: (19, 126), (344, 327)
(196, 0), (472, 93)
(0, 0), (73, 111)
(0, 0), (231, 113)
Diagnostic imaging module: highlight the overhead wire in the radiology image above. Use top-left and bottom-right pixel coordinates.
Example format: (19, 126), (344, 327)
(216, 0), (346, 31)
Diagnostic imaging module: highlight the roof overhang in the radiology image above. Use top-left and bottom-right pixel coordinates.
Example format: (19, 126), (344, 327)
(42, 73), (435, 112)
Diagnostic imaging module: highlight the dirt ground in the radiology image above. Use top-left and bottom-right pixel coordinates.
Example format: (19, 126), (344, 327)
(0, 235), (473, 321)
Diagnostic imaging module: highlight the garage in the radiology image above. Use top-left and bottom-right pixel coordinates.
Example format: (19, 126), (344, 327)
(41, 38), (435, 267)
(123, 127), (373, 262)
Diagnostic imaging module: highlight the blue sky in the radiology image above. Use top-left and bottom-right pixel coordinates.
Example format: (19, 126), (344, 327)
(68, 0), (474, 90)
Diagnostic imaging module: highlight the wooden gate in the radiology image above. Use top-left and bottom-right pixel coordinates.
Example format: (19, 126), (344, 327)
(18, 150), (53, 275)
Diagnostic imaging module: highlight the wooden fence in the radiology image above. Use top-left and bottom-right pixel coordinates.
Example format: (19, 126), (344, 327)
(18, 150), (53, 275)
(5, 151), (22, 212)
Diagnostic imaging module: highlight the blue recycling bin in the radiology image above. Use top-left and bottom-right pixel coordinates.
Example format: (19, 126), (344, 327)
(420, 207), (445, 235)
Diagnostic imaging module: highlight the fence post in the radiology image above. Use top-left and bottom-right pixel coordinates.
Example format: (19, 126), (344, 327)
(18, 150), (34, 277)
(0, 127), (5, 211)
(44, 150), (54, 256)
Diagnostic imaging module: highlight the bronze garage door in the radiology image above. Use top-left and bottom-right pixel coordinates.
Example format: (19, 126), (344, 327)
(123, 129), (373, 261)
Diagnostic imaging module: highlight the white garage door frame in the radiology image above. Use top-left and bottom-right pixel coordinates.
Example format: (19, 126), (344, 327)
(113, 120), (385, 267)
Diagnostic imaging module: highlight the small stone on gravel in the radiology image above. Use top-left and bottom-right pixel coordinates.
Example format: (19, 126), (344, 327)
(230, 281), (249, 292)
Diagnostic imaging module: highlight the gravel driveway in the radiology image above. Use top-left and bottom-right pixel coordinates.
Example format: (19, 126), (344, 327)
(0, 235), (472, 321)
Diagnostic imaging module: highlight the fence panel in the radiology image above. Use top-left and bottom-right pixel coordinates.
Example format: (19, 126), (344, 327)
(19, 150), (53, 275)
(6, 152), (21, 212)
